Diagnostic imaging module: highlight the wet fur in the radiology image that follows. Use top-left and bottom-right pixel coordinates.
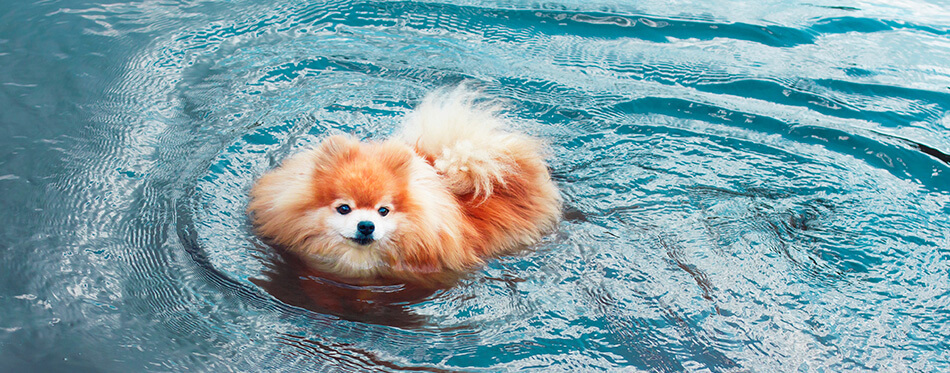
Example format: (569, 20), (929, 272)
(248, 87), (561, 286)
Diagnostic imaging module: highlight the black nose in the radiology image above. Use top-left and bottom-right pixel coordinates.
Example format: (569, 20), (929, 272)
(357, 221), (375, 236)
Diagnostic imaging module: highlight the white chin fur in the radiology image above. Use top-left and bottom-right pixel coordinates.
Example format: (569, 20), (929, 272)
(336, 249), (384, 274)
(303, 238), (389, 277)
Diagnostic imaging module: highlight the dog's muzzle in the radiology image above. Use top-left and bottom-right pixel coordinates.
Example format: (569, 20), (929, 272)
(350, 220), (375, 245)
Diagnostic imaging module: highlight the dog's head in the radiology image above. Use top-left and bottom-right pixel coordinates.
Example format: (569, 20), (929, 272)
(299, 136), (417, 276)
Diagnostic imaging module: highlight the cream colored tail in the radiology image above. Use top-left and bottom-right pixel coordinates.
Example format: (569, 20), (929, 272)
(400, 86), (542, 200)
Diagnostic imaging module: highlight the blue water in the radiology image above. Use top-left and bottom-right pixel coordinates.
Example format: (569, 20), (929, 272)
(2, 0), (949, 371)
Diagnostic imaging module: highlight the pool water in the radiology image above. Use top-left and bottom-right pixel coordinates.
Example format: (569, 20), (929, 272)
(2, 0), (949, 371)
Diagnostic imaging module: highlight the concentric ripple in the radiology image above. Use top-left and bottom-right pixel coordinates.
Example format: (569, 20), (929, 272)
(2, 0), (949, 371)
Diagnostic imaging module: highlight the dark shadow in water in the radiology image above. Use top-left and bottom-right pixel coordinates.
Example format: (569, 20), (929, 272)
(250, 248), (446, 328)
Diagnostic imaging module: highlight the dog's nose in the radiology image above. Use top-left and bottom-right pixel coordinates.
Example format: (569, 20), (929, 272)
(357, 221), (375, 236)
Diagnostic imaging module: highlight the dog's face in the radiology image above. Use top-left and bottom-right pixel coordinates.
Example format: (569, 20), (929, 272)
(324, 198), (397, 247)
(306, 196), (405, 278)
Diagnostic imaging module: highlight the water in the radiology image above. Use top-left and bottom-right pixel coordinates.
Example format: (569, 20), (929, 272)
(2, 0), (949, 371)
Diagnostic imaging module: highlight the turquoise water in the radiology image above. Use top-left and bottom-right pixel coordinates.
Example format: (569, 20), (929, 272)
(2, 0), (949, 371)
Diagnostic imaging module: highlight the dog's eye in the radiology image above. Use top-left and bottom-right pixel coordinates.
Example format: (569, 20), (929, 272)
(336, 204), (351, 215)
(377, 207), (390, 216)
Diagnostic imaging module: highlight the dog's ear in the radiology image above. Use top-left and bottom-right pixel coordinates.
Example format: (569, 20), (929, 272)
(379, 140), (414, 172)
(314, 135), (358, 164)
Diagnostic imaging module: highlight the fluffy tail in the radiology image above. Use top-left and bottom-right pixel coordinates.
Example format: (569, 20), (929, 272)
(400, 86), (542, 200)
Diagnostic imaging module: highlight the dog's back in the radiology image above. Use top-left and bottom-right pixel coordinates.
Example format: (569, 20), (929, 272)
(401, 86), (562, 257)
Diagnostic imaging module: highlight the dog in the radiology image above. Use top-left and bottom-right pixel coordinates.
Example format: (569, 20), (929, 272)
(248, 86), (561, 288)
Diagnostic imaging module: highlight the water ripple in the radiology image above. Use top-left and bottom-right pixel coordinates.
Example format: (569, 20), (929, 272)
(3, 0), (950, 371)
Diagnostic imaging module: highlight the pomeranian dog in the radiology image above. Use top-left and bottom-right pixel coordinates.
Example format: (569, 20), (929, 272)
(248, 86), (561, 287)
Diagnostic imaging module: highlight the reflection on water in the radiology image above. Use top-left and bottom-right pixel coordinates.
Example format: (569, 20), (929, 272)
(250, 247), (443, 328)
(1, 0), (949, 371)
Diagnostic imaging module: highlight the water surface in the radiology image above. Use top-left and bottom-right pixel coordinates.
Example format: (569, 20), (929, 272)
(1, 0), (949, 371)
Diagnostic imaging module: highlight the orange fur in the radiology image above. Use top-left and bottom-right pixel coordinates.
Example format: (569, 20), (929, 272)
(248, 87), (561, 287)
